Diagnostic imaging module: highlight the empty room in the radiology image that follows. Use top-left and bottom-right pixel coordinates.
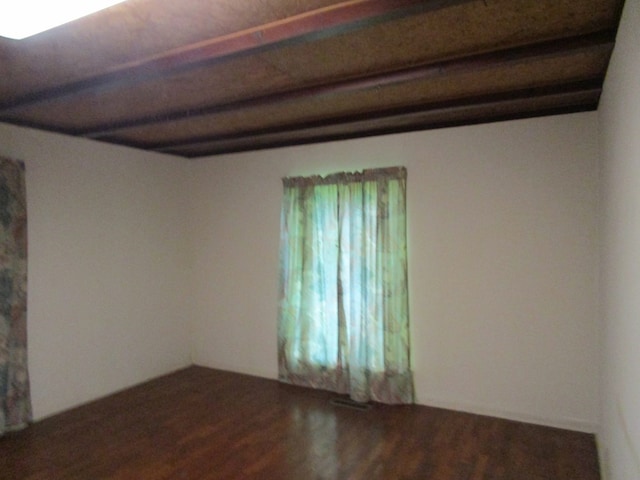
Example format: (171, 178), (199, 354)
(0, 1), (638, 479)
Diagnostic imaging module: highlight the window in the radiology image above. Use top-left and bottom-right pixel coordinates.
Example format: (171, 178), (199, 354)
(277, 167), (413, 404)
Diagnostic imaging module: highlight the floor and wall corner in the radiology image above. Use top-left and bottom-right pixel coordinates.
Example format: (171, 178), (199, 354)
(0, 1), (637, 479)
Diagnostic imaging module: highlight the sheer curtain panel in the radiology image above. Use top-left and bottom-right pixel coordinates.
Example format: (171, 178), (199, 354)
(277, 167), (413, 404)
(0, 157), (30, 435)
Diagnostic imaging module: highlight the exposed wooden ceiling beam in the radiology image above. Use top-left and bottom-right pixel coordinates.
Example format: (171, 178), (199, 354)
(82, 30), (614, 139)
(145, 79), (602, 156)
(191, 103), (599, 157)
(172, 99), (599, 158)
(0, 0), (474, 112)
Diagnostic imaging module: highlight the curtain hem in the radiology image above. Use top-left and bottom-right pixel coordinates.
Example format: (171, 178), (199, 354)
(279, 367), (414, 405)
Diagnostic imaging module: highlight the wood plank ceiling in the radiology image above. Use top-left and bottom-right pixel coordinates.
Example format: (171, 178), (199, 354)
(0, 0), (625, 158)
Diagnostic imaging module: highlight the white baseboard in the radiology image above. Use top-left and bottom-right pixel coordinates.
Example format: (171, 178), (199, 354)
(192, 361), (277, 382)
(415, 396), (598, 433)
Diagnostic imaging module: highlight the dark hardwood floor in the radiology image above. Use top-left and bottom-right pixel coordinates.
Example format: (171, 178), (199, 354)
(0, 366), (600, 479)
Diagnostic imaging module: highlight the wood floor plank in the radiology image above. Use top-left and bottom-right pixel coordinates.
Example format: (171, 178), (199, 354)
(0, 366), (600, 479)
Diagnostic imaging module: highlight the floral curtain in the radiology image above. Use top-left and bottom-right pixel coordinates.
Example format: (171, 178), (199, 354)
(0, 157), (30, 435)
(278, 167), (413, 404)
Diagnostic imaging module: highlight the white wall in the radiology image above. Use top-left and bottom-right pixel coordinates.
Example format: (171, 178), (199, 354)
(0, 123), (192, 419)
(598, 0), (640, 478)
(0, 100), (602, 433)
(190, 112), (601, 431)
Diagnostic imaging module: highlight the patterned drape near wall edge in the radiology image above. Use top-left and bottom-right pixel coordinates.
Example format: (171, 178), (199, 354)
(0, 157), (31, 435)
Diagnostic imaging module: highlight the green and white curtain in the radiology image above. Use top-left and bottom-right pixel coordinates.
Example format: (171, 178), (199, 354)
(0, 157), (30, 435)
(278, 167), (413, 404)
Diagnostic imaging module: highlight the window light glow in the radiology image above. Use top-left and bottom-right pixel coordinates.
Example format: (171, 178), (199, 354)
(0, 0), (127, 40)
